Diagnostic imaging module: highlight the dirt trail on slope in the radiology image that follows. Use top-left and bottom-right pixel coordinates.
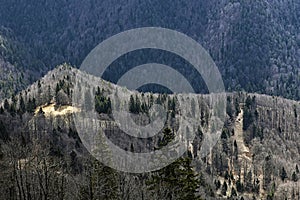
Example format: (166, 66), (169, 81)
(228, 108), (252, 187)
(233, 109), (251, 161)
(232, 109), (266, 198)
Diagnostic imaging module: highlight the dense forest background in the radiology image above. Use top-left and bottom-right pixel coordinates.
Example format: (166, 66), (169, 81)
(0, 0), (300, 99)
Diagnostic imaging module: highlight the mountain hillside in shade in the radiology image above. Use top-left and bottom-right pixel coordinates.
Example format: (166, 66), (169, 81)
(0, 0), (299, 100)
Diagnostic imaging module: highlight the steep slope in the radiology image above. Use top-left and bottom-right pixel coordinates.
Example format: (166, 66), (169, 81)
(0, 65), (299, 199)
(0, 0), (299, 100)
(0, 27), (28, 99)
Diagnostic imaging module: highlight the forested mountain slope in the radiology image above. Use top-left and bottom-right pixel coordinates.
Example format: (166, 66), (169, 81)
(0, 0), (300, 100)
(0, 65), (299, 199)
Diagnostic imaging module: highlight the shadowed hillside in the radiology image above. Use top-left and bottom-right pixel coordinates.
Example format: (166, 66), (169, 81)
(0, 0), (299, 100)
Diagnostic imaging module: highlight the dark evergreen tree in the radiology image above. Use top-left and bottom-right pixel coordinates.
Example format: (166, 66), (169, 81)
(27, 97), (36, 113)
(159, 127), (174, 147)
(129, 95), (136, 113)
(0, 121), (9, 141)
(147, 157), (201, 200)
(38, 107), (45, 115)
(47, 85), (52, 103)
(130, 143), (134, 152)
(236, 176), (244, 193)
(0, 106), (4, 114)
(19, 95), (26, 114)
(253, 178), (260, 194)
(221, 181), (228, 196)
(4, 99), (9, 110)
(243, 96), (257, 131)
(214, 179), (221, 190)
(95, 87), (111, 114)
(245, 170), (253, 192)
(135, 94), (141, 114)
(280, 167), (287, 182)
(231, 187), (237, 197)
(292, 171), (298, 182)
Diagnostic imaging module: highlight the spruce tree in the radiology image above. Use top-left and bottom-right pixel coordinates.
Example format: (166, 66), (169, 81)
(0, 106), (4, 114)
(222, 181), (228, 196)
(129, 95), (135, 113)
(280, 167), (287, 181)
(4, 99), (9, 110)
(292, 171), (298, 182)
(19, 95), (26, 114)
(147, 157), (201, 200)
